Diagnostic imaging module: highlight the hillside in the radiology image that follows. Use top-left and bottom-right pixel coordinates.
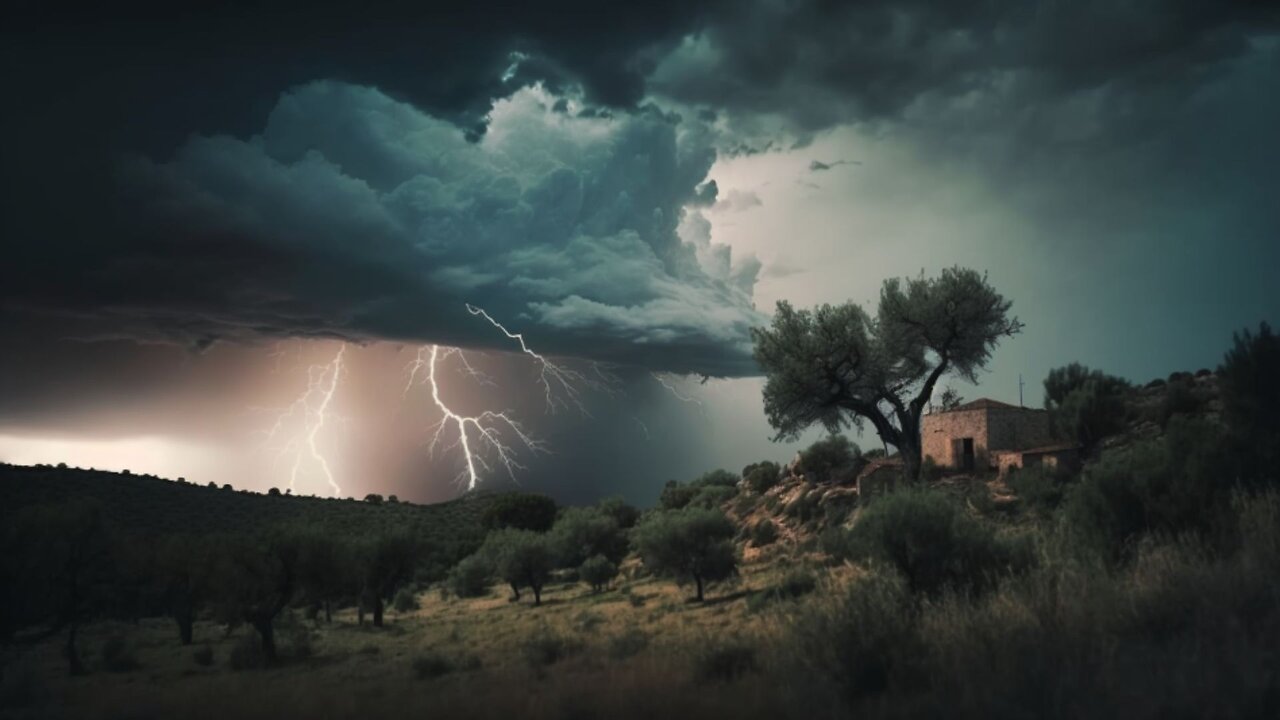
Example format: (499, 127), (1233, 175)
(0, 464), (495, 567)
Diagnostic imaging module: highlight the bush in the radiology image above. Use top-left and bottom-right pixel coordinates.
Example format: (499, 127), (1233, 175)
(634, 507), (739, 601)
(607, 628), (649, 659)
(697, 638), (759, 682)
(579, 554), (619, 592)
(1007, 465), (1073, 515)
(192, 644), (214, 667)
(100, 635), (140, 673)
(1159, 379), (1202, 427)
(412, 652), (455, 679)
(521, 628), (582, 667)
(229, 635), (266, 671)
(448, 555), (492, 598)
(797, 435), (862, 482)
(1044, 364), (1130, 451)
(597, 496), (640, 529)
(482, 492), (558, 532)
(551, 506), (629, 567)
(750, 519), (779, 547)
(743, 461), (783, 493)
(363, 493), (383, 504)
(393, 587), (419, 613)
(827, 488), (1023, 597)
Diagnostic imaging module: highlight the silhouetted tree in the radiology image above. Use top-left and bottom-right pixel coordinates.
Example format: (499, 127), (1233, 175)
(796, 435), (862, 483)
(579, 555), (618, 593)
(550, 507), (629, 567)
(3, 501), (112, 674)
(155, 534), (215, 645)
(635, 507), (738, 602)
(1219, 321), (1280, 483)
(295, 531), (348, 624)
(753, 268), (1021, 483)
(1042, 363), (1130, 451)
(481, 493), (558, 532)
(482, 529), (554, 605)
(356, 532), (419, 627)
(597, 496), (640, 529)
(210, 530), (302, 663)
(743, 461), (783, 493)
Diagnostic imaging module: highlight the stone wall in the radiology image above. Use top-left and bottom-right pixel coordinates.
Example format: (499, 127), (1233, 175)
(921, 403), (1053, 470)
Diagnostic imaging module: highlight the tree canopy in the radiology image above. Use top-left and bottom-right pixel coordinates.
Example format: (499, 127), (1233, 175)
(753, 267), (1021, 481)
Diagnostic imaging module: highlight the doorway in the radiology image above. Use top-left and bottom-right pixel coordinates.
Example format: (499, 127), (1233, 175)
(961, 438), (975, 472)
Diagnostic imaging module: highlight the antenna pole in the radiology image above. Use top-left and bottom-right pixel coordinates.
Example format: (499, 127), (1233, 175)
(1019, 374), (1025, 407)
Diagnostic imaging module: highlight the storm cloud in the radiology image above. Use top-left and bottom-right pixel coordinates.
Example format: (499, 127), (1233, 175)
(6, 82), (763, 376)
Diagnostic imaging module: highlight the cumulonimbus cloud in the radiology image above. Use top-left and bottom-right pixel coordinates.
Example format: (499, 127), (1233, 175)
(40, 82), (764, 376)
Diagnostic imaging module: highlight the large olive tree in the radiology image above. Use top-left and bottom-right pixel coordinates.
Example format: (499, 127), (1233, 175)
(752, 267), (1021, 483)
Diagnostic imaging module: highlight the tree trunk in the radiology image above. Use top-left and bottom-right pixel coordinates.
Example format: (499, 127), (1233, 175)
(898, 415), (923, 484)
(66, 622), (85, 676)
(175, 608), (194, 645)
(372, 596), (384, 628)
(508, 582), (521, 602)
(531, 584), (542, 606)
(694, 575), (705, 602)
(357, 602), (365, 626)
(324, 600), (332, 624)
(253, 618), (277, 663)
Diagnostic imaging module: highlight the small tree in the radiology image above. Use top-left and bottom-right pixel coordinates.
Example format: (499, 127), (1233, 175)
(742, 461), (782, 494)
(1219, 321), (1280, 484)
(155, 534), (215, 644)
(1042, 363), (1130, 452)
(634, 507), (738, 602)
(295, 531), (348, 624)
(483, 530), (554, 606)
(753, 267), (1022, 483)
(550, 507), (629, 567)
(210, 531), (302, 664)
(579, 555), (618, 593)
(482, 493), (558, 532)
(796, 435), (863, 483)
(598, 496), (640, 529)
(448, 555), (493, 598)
(356, 532), (419, 627)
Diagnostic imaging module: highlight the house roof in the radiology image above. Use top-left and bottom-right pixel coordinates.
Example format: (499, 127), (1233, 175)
(937, 398), (1043, 413)
(1017, 442), (1082, 455)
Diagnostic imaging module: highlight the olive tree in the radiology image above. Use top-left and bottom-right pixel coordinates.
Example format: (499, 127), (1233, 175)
(356, 532), (420, 627)
(753, 267), (1021, 483)
(210, 531), (302, 663)
(634, 507), (738, 602)
(482, 529), (554, 605)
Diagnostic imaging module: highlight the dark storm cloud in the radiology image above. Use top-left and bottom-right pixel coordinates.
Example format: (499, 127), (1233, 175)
(652, 0), (1280, 143)
(3, 82), (763, 375)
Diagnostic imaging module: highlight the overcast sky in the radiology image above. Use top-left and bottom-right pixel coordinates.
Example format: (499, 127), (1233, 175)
(2, 1), (1277, 504)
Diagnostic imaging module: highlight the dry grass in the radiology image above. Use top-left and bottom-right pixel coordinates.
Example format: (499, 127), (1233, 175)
(2, 553), (812, 720)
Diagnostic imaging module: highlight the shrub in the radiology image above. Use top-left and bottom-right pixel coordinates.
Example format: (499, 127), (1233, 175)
(521, 627), (582, 667)
(697, 638), (758, 682)
(797, 435), (862, 482)
(748, 567), (817, 612)
(363, 493), (383, 504)
(482, 492), (558, 532)
(1159, 379), (1202, 427)
(393, 587), (419, 613)
(1219, 321), (1280, 485)
(482, 529), (554, 604)
(1044, 364), (1130, 451)
(100, 635), (140, 673)
(743, 461), (783, 493)
(412, 652), (455, 679)
(551, 506), (629, 567)
(608, 628), (649, 659)
(750, 519), (779, 547)
(828, 488), (1022, 597)
(448, 555), (492, 598)
(229, 635), (266, 671)
(1007, 465), (1073, 515)
(579, 554), (619, 592)
(597, 496), (640, 529)
(192, 644), (214, 666)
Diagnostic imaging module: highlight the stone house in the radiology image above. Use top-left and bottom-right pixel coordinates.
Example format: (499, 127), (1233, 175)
(921, 398), (1065, 474)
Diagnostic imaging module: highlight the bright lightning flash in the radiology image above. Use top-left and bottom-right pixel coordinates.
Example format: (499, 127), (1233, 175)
(652, 372), (704, 407)
(262, 344), (346, 496)
(405, 345), (547, 491)
(465, 303), (615, 414)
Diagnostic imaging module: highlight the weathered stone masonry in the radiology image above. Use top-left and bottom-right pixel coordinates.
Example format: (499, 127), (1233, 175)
(921, 399), (1053, 471)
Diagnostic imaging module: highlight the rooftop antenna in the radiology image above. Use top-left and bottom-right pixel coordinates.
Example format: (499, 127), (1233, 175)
(1019, 374), (1025, 408)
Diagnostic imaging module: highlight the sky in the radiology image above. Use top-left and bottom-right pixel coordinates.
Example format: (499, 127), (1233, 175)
(2, 1), (1278, 505)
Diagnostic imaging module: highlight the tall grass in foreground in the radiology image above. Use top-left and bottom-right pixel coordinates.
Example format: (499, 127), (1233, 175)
(784, 490), (1280, 720)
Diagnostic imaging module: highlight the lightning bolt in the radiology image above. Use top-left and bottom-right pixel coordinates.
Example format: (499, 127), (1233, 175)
(404, 344), (547, 491)
(651, 372), (704, 407)
(465, 303), (616, 414)
(261, 344), (346, 497)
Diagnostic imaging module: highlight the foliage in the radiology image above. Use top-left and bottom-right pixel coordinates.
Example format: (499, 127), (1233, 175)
(754, 268), (1021, 483)
(355, 531), (420, 627)
(1006, 465), (1073, 515)
(1063, 417), (1234, 561)
(749, 519), (779, 547)
(693, 469), (739, 488)
(447, 555), (492, 598)
(579, 555), (619, 593)
(1219, 321), (1280, 484)
(550, 506), (629, 567)
(696, 638), (758, 682)
(634, 507), (738, 601)
(481, 529), (554, 605)
(743, 461), (782, 493)
(392, 587), (419, 613)
(796, 435), (862, 482)
(825, 488), (1025, 597)
(607, 628), (649, 659)
(937, 386), (964, 411)
(412, 652), (455, 679)
(1043, 363), (1130, 450)
(597, 496), (640, 529)
(481, 492), (558, 533)
(521, 627), (582, 667)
